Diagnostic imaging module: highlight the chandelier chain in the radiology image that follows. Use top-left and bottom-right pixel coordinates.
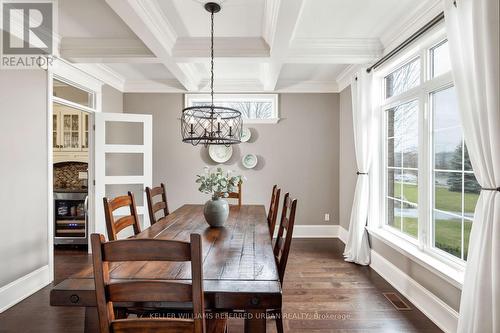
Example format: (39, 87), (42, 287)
(210, 10), (214, 108)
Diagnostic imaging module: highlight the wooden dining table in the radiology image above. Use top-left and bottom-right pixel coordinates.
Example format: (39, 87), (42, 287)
(50, 204), (282, 333)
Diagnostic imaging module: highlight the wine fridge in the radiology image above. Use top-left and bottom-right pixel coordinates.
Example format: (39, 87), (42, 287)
(54, 192), (88, 245)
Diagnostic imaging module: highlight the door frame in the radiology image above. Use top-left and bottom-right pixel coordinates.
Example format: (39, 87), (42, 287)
(47, 59), (103, 282)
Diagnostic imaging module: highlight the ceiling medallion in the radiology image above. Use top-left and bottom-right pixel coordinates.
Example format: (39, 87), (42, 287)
(181, 2), (242, 146)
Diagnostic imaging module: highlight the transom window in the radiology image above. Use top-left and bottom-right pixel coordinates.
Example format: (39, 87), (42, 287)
(185, 94), (279, 124)
(379, 35), (478, 264)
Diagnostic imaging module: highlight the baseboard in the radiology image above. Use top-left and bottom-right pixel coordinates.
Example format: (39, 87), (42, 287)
(338, 226), (349, 244)
(0, 265), (51, 313)
(370, 250), (459, 333)
(292, 225), (340, 238)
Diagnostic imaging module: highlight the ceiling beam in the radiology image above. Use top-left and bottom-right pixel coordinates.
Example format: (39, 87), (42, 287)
(261, 0), (306, 91)
(288, 38), (382, 64)
(173, 37), (270, 62)
(60, 37), (161, 64)
(105, 0), (199, 91)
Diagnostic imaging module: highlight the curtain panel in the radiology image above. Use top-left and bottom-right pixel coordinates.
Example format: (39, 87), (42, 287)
(343, 70), (374, 266)
(444, 0), (500, 332)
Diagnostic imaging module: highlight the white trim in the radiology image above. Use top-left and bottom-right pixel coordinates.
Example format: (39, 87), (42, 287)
(51, 58), (103, 92)
(104, 0), (200, 91)
(173, 37), (269, 60)
(368, 227), (464, 288)
(73, 64), (126, 92)
(94, 113), (153, 239)
(288, 38), (382, 64)
(123, 79), (185, 93)
(370, 250), (459, 333)
(261, 0), (306, 91)
(338, 226), (349, 244)
(262, 0), (281, 46)
(0, 266), (50, 313)
(292, 225), (340, 238)
(335, 65), (361, 93)
(379, 0), (444, 51)
(275, 80), (338, 93)
(60, 37), (157, 63)
(46, 70), (54, 283)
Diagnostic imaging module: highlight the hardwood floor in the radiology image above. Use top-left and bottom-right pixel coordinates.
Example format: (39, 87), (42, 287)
(0, 240), (442, 333)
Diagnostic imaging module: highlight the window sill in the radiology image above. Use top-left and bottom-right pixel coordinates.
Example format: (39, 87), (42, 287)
(367, 227), (464, 289)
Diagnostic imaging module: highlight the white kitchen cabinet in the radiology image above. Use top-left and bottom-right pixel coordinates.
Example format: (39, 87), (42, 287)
(53, 105), (90, 162)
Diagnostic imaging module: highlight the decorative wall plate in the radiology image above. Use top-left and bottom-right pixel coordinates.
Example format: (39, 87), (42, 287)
(242, 154), (258, 169)
(241, 128), (252, 142)
(208, 145), (233, 163)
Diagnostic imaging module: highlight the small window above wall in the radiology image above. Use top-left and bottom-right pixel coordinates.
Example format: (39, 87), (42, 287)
(185, 94), (279, 124)
(384, 58), (421, 99)
(430, 40), (451, 78)
(53, 78), (95, 109)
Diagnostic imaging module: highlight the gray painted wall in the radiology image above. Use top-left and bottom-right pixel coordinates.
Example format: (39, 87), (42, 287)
(0, 70), (49, 286)
(102, 84), (123, 114)
(338, 85), (462, 312)
(0, 80), (122, 289)
(123, 93), (340, 226)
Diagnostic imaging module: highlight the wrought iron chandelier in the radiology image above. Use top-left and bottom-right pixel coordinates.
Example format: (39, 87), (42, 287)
(181, 2), (242, 146)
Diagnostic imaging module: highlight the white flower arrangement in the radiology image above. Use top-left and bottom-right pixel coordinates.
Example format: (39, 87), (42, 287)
(196, 167), (244, 200)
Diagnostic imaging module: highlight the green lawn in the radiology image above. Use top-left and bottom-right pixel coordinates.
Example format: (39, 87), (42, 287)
(394, 182), (479, 213)
(390, 217), (471, 259)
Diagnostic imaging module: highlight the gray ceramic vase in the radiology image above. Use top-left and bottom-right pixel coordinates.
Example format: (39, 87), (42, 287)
(203, 197), (229, 227)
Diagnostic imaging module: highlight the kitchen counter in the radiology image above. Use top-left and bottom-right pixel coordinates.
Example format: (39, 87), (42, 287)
(54, 188), (88, 193)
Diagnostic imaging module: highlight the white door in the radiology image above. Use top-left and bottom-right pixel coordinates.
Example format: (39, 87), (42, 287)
(93, 113), (152, 240)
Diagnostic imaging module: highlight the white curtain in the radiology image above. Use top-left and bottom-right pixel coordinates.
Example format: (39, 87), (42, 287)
(444, 0), (500, 332)
(343, 69), (374, 266)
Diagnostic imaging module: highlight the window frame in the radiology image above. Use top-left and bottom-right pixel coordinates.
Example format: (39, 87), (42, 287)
(371, 26), (469, 285)
(184, 93), (279, 124)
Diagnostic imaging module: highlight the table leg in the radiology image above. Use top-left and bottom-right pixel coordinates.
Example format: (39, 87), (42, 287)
(84, 307), (99, 333)
(244, 310), (267, 333)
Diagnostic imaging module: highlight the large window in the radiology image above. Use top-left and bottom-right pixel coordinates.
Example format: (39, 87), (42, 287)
(432, 86), (479, 260)
(380, 36), (478, 264)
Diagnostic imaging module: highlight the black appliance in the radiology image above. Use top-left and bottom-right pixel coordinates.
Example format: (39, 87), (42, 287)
(54, 191), (88, 245)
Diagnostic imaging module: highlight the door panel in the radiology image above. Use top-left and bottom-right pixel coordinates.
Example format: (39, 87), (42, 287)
(94, 113), (152, 239)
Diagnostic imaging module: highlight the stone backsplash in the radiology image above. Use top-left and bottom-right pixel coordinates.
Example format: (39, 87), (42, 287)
(54, 162), (88, 190)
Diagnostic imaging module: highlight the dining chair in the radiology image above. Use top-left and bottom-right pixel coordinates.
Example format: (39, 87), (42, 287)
(145, 183), (170, 225)
(267, 185), (281, 238)
(271, 192), (298, 333)
(90, 233), (227, 333)
(227, 181), (242, 206)
(103, 192), (141, 241)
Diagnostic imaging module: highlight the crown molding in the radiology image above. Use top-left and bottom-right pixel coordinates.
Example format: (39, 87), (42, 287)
(123, 79), (186, 93)
(288, 38), (382, 63)
(380, 0), (444, 52)
(121, 78), (340, 93)
(60, 37), (159, 63)
(262, 0), (281, 46)
(276, 80), (339, 93)
(336, 64), (362, 92)
(73, 63), (126, 91)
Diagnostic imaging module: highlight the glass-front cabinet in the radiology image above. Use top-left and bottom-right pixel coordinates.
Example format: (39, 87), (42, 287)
(53, 103), (89, 152)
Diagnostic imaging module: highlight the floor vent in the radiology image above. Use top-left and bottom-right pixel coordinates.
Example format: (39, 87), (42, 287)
(383, 292), (412, 311)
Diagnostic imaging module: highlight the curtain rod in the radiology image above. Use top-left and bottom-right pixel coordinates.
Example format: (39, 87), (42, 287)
(366, 12), (445, 73)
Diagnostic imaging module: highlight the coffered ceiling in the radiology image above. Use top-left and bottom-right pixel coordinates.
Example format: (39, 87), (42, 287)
(56, 0), (443, 93)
